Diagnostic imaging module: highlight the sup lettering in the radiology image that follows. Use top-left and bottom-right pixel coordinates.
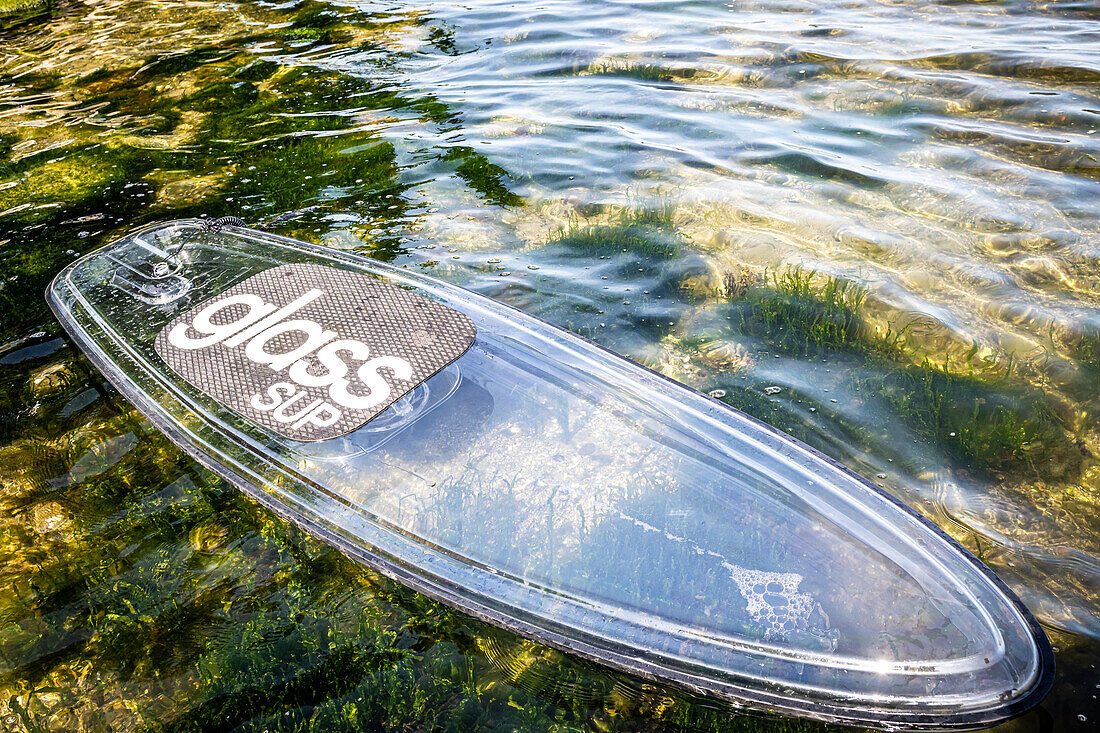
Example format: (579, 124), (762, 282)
(250, 382), (342, 431)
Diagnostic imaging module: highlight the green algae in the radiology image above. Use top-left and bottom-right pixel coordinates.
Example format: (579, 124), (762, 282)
(442, 147), (525, 208)
(0, 133), (16, 161)
(282, 27), (331, 44)
(223, 136), (397, 215)
(702, 264), (1091, 483)
(182, 80), (261, 113)
(547, 208), (683, 260)
(0, 0), (49, 30)
(0, 147), (156, 337)
(518, 211), (711, 356)
(290, 0), (343, 32)
(233, 59), (280, 83)
(858, 361), (1086, 481)
(1066, 326), (1100, 374)
(534, 222), (1089, 485)
(586, 62), (680, 84)
(0, 153), (119, 222)
(726, 266), (869, 356)
(427, 23), (462, 57)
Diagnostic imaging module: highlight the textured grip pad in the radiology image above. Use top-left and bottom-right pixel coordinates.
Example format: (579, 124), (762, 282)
(155, 263), (476, 442)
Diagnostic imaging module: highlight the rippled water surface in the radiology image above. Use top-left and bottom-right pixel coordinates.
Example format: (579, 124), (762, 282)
(1, 0), (1098, 730)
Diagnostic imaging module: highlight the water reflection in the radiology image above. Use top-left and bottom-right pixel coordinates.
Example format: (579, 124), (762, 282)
(1, 0), (1098, 730)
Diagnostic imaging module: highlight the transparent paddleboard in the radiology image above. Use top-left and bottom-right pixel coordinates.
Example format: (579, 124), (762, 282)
(47, 220), (1053, 729)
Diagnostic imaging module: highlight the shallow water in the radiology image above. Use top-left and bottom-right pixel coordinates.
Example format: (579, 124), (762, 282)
(1, 0), (1098, 731)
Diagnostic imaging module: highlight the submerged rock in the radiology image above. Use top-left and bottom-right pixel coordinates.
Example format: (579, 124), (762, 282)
(30, 500), (70, 534)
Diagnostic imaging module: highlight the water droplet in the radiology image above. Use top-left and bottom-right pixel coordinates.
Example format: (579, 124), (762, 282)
(764, 386), (781, 395)
(708, 389), (726, 398)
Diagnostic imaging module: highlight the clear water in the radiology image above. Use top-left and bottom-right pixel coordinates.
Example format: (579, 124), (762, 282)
(1, 0), (1097, 731)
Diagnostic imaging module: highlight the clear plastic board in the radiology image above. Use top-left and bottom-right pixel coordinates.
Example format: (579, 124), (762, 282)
(47, 220), (1054, 730)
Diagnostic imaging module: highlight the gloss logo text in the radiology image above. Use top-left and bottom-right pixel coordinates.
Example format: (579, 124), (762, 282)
(166, 289), (412, 432)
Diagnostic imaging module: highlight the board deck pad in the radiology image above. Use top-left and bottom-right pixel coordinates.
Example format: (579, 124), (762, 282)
(155, 263), (476, 441)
